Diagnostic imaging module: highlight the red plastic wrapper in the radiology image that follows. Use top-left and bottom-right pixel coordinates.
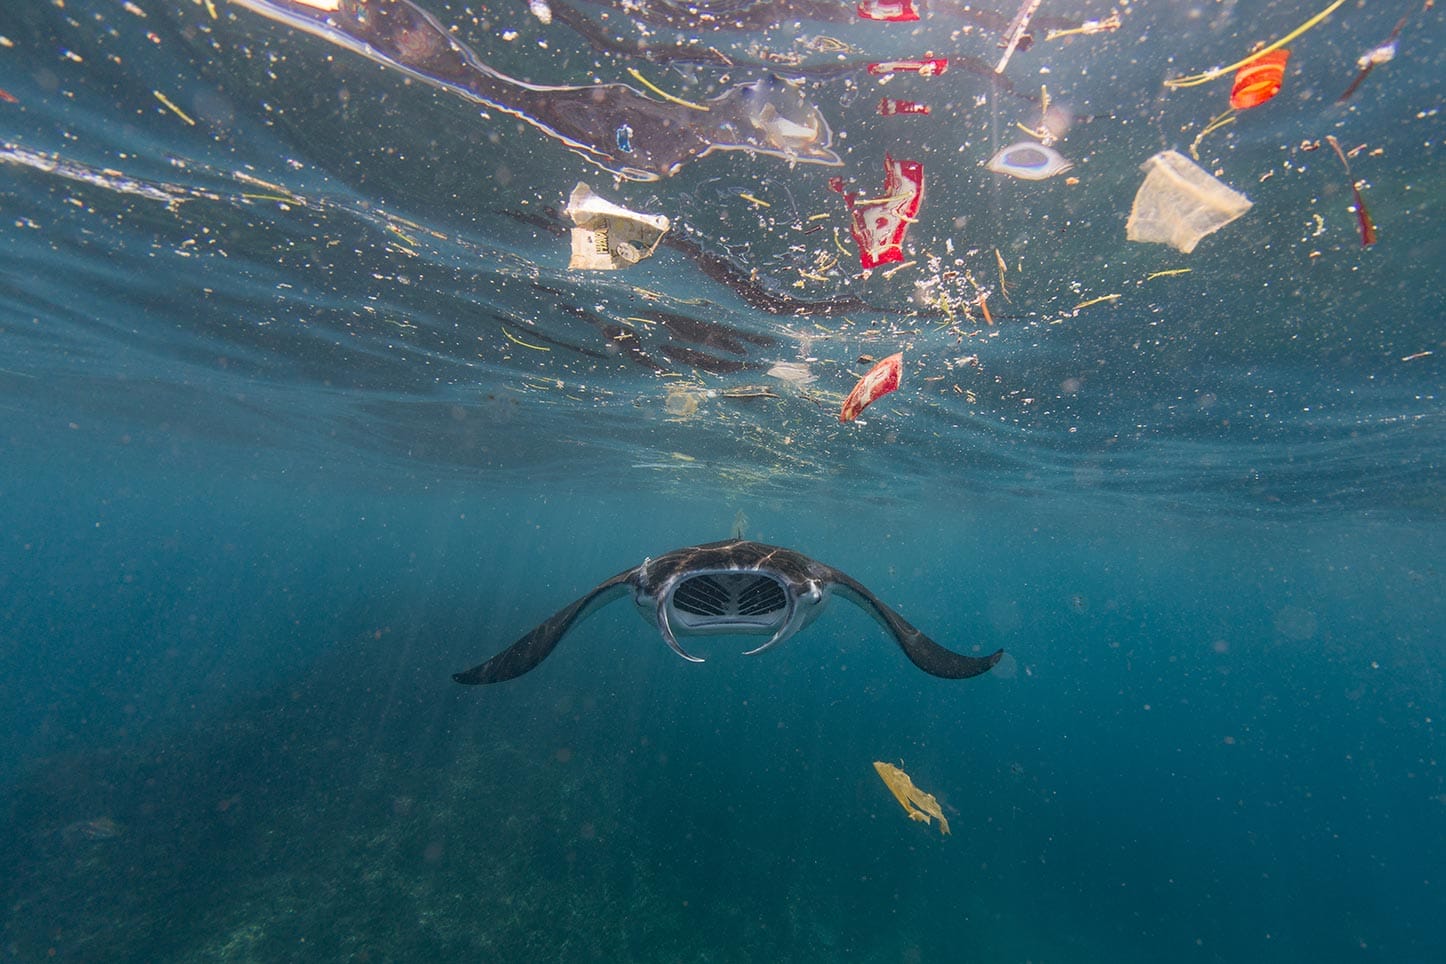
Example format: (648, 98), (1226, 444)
(866, 58), (948, 77)
(857, 0), (920, 22)
(828, 154), (924, 270)
(840, 353), (904, 423)
(1229, 48), (1290, 110)
(878, 97), (931, 116)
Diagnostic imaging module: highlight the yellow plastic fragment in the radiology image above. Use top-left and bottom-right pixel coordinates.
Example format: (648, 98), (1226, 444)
(233, 171), (297, 198)
(873, 762), (950, 836)
(1188, 108), (1237, 161)
(501, 327), (550, 351)
(1165, 0), (1347, 89)
(853, 192), (914, 207)
(153, 90), (195, 126)
(626, 68), (710, 111)
(1045, 13), (1121, 41)
(1073, 293), (1121, 310)
(739, 193), (771, 208)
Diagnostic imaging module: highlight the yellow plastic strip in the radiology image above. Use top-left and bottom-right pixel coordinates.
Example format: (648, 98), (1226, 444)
(626, 68), (710, 111)
(1188, 107), (1238, 160)
(1073, 293), (1121, 310)
(854, 192), (914, 206)
(153, 90), (195, 126)
(501, 327), (550, 351)
(1165, 0), (1348, 89)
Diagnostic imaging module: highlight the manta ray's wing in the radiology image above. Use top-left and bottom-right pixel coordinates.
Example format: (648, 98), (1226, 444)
(452, 569), (635, 684)
(827, 570), (1003, 679)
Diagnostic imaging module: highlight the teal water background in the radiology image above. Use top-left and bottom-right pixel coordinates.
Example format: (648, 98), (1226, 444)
(1, 2), (1442, 961)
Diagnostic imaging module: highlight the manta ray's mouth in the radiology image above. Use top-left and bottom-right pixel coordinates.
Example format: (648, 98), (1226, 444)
(668, 572), (789, 631)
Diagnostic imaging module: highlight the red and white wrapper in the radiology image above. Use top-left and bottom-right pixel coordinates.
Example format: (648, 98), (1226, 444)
(840, 353), (904, 423)
(878, 97), (931, 116)
(829, 154), (924, 270)
(857, 0), (920, 22)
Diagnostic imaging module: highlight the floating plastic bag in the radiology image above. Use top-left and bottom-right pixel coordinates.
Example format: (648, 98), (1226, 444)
(766, 361), (818, 385)
(563, 182), (670, 270)
(1125, 151), (1251, 254)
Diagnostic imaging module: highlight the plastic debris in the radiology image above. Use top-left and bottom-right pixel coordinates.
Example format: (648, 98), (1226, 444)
(873, 762), (950, 835)
(1230, 49), (1290, 109)
(766, 361), (818, 385)
(1339, 13), (1409, 102)
(1188, 107), (1239, 161)
(664, 384), (704, 417)
(878, 98), (931, 116)
(1165, 0), (1345, 90)
(1046, 13), (1122, 41)
(231, 1), (842, 181)
(986, 141), (1074, 180)
(1325, 136), (1377, 246)
(829, 155), (924, 270)
(749, 102), (825, 154)
(564, 182), (670, 270)
(1013, 86), (1072, 146)
(867, 58), (949, 77)
(1125, 151), (1252, 254)
(857, 0), (919, 22)
(996, 0), (1043, 74)
(719, 385), (781, 400)
(840, 353), (903, 423)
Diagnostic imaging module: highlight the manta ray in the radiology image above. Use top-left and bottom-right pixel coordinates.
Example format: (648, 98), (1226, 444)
(453, 540), (1003, 684)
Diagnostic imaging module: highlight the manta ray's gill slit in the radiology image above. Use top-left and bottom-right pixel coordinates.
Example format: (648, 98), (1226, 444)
(737, 578), (787, 617)
(673, 575), (734, 616)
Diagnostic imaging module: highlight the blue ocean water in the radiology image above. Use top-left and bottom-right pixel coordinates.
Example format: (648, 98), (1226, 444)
(1, 1), (1441, 961)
